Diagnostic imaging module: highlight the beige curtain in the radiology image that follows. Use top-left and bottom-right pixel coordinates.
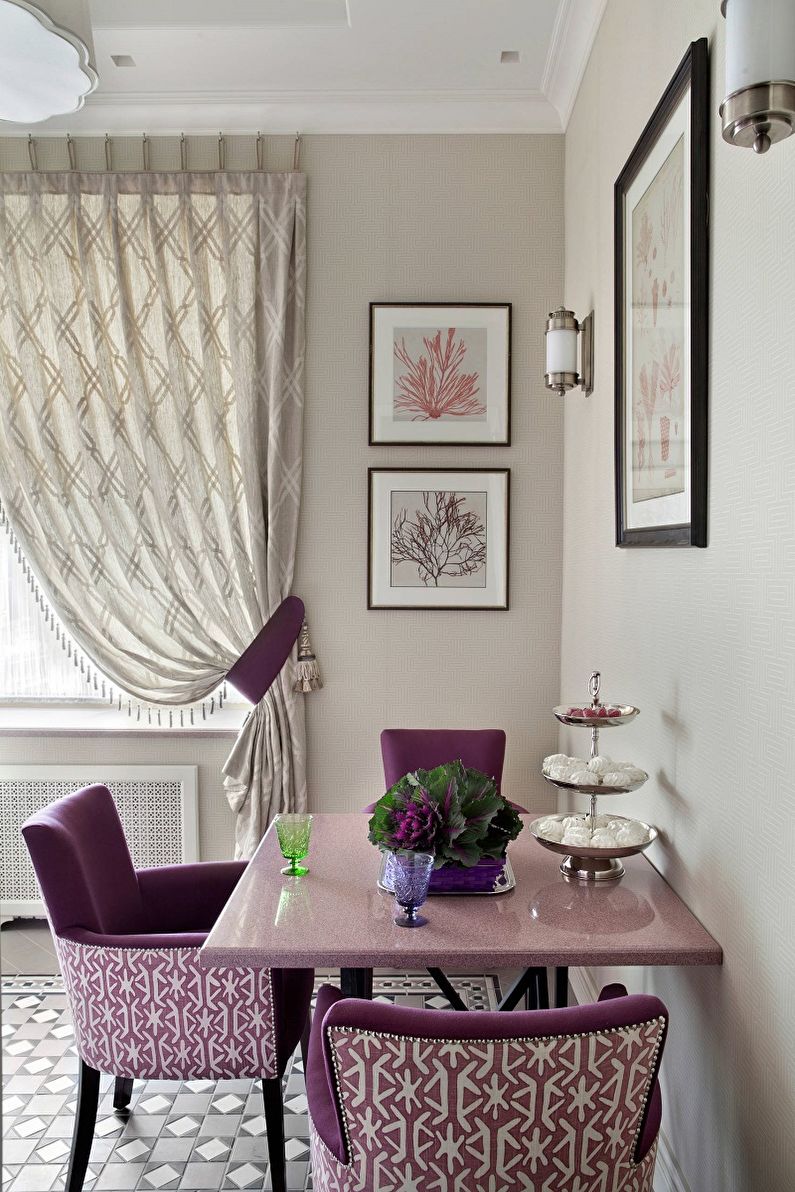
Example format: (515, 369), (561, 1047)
(0, 170), (307, 855)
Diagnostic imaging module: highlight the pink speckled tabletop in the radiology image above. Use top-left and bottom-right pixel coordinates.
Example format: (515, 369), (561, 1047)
(200, 813), (721, 970)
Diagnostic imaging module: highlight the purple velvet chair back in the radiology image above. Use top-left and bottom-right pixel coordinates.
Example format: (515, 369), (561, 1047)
(381, 728), (506, 789)
(22, 784), (143, 936)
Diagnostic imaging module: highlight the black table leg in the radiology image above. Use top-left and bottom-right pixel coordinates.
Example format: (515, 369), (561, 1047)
(426, 967), (468, 1011)
(555, 966), (569, 1008)
(535, 967), (550, 1010)
(340, 967), (373, 999)
(497, 967), (544, 1012)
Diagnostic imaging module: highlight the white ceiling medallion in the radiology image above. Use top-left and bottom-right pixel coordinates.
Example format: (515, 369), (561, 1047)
(0, 0), (98, 124)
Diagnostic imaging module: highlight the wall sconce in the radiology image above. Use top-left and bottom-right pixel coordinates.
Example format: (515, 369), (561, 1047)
(720, 0), (795, 154)
(544, 307), (594, 396)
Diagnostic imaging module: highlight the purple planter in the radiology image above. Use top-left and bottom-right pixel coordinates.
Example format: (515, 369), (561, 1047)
(428, 856), (507, 894)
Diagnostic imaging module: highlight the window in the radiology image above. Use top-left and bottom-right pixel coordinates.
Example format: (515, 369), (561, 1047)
(0, 532), (101, 702)
(0, 532), (244, 727)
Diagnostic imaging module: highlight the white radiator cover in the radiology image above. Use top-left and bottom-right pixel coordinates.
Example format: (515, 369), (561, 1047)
(0, 765), (199, 920)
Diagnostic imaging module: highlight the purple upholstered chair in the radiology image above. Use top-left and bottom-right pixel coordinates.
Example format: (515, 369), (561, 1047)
(21, 596), (310, 1192)
(307, 983), (668, 1192)
(363, 728), (523, 812)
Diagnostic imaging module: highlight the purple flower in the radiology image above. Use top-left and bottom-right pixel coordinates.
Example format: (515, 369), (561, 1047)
(385, 790), (439, 852)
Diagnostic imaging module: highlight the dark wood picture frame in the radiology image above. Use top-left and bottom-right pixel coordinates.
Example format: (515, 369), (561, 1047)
(369, 302), (512, 446)
(615, 38), (709, 547)
(367, 466), (510, 610)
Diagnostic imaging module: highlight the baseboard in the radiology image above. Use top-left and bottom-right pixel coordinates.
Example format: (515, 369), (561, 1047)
(569, 967), (691, 1192)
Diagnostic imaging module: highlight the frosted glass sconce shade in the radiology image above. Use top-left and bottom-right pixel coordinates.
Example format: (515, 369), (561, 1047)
(544, 307), (594, 397)
(0, 0), (97, 124)
(720, 0), (795, 153)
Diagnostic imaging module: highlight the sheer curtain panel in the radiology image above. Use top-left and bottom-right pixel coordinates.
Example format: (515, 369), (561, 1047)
(0, 170), (307, 855)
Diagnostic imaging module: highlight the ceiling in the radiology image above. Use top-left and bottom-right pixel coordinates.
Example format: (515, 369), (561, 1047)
(4, 0), (607, 134)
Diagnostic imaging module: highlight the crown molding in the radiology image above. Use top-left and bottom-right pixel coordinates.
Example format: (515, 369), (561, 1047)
(543, 0), (607, 129)
(9, 87), (563, 135)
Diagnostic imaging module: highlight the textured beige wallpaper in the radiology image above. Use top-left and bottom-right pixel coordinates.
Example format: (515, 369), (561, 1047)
(0, 133), (565, 844)
(561, 5), (795, 1189)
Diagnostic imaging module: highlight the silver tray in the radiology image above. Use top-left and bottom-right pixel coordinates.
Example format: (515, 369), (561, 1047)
(542, 771), (648, 797)
(553, 703), (639, 727)
(377, 853), (516, 896)
(529, 813), (657, 882)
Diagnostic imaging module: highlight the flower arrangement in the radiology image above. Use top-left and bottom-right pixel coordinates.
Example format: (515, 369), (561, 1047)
(368, 760), (523, 869)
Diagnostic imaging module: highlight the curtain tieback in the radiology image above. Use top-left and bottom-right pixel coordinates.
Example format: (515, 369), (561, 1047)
(293, 618), (323, 692)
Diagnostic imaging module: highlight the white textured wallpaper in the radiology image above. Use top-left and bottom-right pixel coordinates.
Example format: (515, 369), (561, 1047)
(561, 4), (795, 1189)
(0, 133), (565, 844)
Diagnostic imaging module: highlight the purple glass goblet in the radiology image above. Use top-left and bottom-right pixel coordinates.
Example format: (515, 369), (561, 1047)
(392, 850), (435, 928)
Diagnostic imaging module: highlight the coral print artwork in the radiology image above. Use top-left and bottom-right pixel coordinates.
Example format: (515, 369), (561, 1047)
(368, 468), (509, 609)
(631, 135), (685, 503)
(369, 304), (510, 445)
(390, 490), (487, 588)
(393, 327), (487, 422)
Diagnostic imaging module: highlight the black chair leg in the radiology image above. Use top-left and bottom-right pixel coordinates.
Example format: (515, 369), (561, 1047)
(262, 1077), (286, 1192)
(113, 1076), (134, 1114)
(65, 1060), (100, 1192)
(299, 1016), (311, 1073)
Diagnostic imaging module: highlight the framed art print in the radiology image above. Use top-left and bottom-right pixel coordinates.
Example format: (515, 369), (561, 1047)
(369, 303), (511, 445)
(368, 468), (510, 610)
(615, 38), (709, 547)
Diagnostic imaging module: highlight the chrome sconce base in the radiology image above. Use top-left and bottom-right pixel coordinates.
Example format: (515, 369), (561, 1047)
(720, 81), (795, 154)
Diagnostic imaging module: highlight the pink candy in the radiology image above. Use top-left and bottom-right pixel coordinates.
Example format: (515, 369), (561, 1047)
(565, 705), (623, 719)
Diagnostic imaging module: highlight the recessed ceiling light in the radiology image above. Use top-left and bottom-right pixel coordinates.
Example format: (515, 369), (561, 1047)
(500, 50), (520, 64)
(111, 53), (136, 67)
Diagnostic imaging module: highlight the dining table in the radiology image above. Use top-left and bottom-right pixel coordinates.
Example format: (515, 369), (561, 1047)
(199, 811), (722, 1011)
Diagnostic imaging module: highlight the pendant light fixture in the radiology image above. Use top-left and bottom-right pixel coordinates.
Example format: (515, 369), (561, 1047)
(720, 0), (795, 154)
(0, 0), (97, 125)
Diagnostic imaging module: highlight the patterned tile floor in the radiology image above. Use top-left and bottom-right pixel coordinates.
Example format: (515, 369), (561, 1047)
(2, 972), (501, 1192)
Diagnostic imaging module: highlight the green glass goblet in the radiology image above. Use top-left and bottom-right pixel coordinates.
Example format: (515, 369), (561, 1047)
(275, 813), (313, 876)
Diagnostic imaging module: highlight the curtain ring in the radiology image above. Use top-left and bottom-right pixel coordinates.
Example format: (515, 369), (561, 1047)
(218, 131), (225, 171)
(180, 132), (187, 171)
(256, 130), (263, 171)
(66, 133), (76, 171)
(142, 132), (150, 171)
(292, 132), (302, 171)
(27, 133), (38, 171)
(104, 132), (112, 171)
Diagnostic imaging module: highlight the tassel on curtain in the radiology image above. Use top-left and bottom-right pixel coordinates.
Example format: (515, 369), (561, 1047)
(293, 619), (323, 692)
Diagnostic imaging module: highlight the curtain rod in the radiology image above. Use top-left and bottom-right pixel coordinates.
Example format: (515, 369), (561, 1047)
(23, 131), (302, 173)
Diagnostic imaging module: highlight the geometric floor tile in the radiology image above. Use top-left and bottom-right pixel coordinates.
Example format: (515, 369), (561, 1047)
(2, 971), (501, 1192)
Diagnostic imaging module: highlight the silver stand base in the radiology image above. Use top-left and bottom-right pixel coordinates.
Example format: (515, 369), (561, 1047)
(561, 855), (625, 882)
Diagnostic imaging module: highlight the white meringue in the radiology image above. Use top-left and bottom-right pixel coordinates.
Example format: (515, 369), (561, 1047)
(601, 771), (630, 787)
(562, 815), (586, 830)
(622, 767), (648, 784)
(543, 753), (569, 769)
(547, 763), (576, 782)
(586, 755), (612, 774)
(589, 828), (619, 847)
(536, 818), (565, 842)
(562, 829), (591, 848)
(570, 770), (596, 786)
(616, 823), (649, 846)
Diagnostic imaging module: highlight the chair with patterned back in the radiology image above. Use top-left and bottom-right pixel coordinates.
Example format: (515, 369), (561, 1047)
(23, 784), (313, 1192)
(307, 982), (667, 1192)
(22, 596), (311, 1192)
